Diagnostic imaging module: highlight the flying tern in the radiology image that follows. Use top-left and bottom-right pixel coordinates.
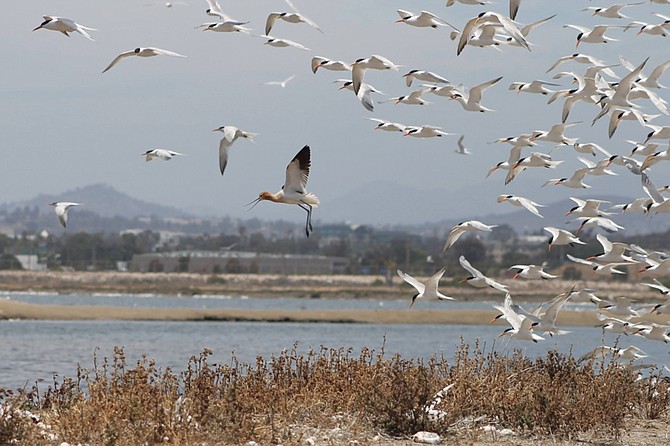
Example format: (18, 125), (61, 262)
(395, 9), (459, 31)
(449, 76), (503, 112)
(33, 16), (97, 41)
(141, 149), (185, 161)
(102, 47), (186, 73)
(50, 202), (81, 228)
(397, 268), (455, 308)
(444, 221), (497, 251)
(212, 125), (256, 175)
(496, 195), (545, 218)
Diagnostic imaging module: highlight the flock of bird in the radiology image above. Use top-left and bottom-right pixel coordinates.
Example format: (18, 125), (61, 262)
(26, 0), (670, 365)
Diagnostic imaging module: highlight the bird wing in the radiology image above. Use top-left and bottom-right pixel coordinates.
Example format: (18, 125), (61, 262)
(351, 63), (366, 95)
(149, 47), (187, 57)
(459, 255), (484, 279)
(647, 59), (670, 85)
(265, 13), (281, 35)
(397, 269), (425, 294)
(310, 56), (327, 73)
(495, 13), (530, 50)
(596, 233), (613, 254)
(642, 172), (665, 204)
(457, 17), (479, 55)
(517, 197), (543, 217)
(564, 24), (591, 33)
(357, 84), (375, 112)
(566, 253), (596, 267)
(426, 268), (447, 293)
(284, 145), (311, 194)
(443, 227), (465, 251)
(509, 0), (521, 21)
(520, 14), (556, 37)
(218, 137), (233, 175)
(102, 50), (135, 73)
(469, 76), (502, 104)
(206, 0), (223, 14)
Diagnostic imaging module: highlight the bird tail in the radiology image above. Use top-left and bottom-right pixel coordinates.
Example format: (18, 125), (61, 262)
(242, 132), (257, 142)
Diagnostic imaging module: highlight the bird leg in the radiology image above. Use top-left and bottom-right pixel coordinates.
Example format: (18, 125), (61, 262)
(298, 203), (313, 237)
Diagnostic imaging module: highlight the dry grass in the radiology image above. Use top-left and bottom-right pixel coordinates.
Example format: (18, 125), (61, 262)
(1, 342), (669, 445)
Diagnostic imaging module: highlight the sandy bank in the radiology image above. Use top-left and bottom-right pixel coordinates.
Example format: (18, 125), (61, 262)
(0, 298), (605, 325)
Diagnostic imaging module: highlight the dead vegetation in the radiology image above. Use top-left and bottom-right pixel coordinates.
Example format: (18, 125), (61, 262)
(1, 341), (669, 445)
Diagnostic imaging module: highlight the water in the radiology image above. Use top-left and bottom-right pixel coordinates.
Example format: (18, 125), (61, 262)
(0, 294), (668, 390)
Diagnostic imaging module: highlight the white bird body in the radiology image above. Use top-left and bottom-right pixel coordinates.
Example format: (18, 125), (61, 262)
(141, 149), (184, 161)
(368, 118), (407, 132)
(531, 122), (580, 145)
(249, 145), (319, 238)
(403, 70), (449, 87)
(544, 167), (591, 189)
(311, 56), (351, 73)
(544, 227), (585, 250)
(564, 24), (627, 46)
(565, 197), (612, 218)
(262, 35), (310, 50)
(334, 79), (382, 112)
(50, 202), (81, 228)
(633, 324), (670, 343)
(444, 220), (497, 251)
(574, 216), (625, 234)
(102, 47), (186, 73)
(404, 125), (453, 138)
(386, 88), (430, 106)
(397, 268), (455, 308)
(396, 9), (459, 30)
(586, 234), (634, 264)
(509, 80), (559, 95)
(33, 16), (97, 41)
(644, 125), (670, 143)
(509, 264), (557, 280)
(201, 21), (252, 33)
(212, 125), (256, 175)
(496, 195), (544, 218)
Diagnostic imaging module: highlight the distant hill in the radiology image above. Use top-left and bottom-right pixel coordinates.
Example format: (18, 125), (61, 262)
(1, 183), (193, 220)
(1, 183), (669, 237)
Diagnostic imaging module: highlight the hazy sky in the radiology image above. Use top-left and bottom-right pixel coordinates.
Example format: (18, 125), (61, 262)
(3, 1), (670, 227)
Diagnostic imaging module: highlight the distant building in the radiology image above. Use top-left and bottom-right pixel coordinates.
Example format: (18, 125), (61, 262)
(130, 250), (349, 274)
(15, 254), (47, 271)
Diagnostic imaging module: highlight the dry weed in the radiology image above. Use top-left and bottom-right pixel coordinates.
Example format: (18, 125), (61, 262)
(0, 341), (668, 445)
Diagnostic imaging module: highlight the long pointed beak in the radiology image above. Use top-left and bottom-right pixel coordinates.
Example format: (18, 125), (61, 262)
(512, 273), (520, 279)
(245, 197), (262, 210)
(32, 25), (42, 32)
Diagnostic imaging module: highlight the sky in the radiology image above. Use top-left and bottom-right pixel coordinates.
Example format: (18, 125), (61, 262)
(3, 1), (670, 227)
